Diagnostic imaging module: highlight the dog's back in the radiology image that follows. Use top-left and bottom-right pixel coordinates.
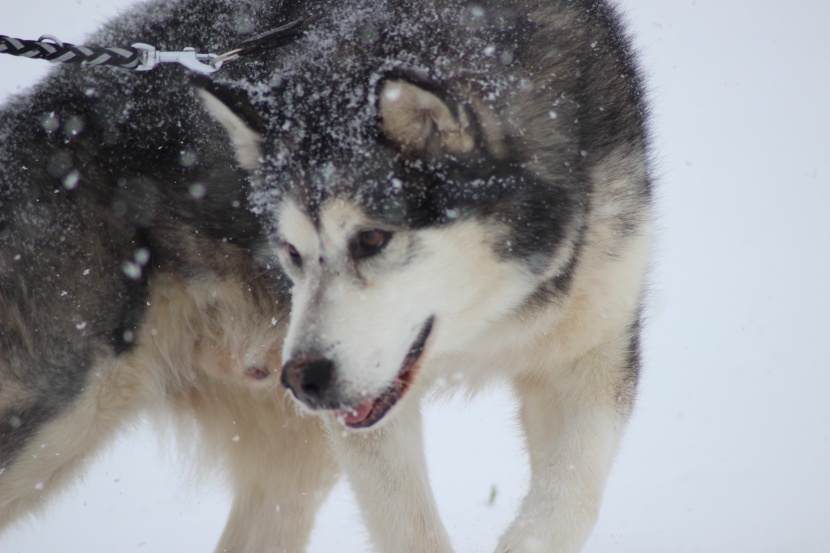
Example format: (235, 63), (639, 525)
(1, 2), (339, 549)
(0, 0), (253, 473)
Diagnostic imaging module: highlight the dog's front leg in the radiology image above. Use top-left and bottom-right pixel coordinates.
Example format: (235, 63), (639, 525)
(207, 397), (338, 553)
(497, 350), (633, 553)
(326, 399), (454, 553)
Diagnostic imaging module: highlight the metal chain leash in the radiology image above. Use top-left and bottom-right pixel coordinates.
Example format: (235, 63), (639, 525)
(0, 18), (309, 75)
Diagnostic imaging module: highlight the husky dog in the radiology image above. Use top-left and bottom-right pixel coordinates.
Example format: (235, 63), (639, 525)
(1, 0), (652, 552)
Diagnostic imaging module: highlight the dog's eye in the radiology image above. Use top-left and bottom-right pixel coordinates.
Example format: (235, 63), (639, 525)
(358, 230), (388, 250)
(353, 230), (392, 259)
(286, 243), (302, 267)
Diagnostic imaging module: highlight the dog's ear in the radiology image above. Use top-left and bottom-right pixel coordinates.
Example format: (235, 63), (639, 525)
(378, 80), (476, 158)
(193, 76), (264, 170)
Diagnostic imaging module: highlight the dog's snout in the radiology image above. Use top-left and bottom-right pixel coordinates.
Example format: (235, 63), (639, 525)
(281, 356), (335, 408)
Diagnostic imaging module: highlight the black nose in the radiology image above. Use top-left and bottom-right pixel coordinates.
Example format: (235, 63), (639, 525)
(280, 356), (335, 409)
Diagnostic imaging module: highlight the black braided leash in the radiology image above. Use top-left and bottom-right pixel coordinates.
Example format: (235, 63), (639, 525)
(0, 35), (143, 69)
(0, 18), (311, 73)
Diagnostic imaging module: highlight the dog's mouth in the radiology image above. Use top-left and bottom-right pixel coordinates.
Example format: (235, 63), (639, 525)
(335, 316), (434, 429)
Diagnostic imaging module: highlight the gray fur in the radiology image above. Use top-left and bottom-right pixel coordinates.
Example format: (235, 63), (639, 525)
(207, 0), (651, 279)
(0, 0), (305, 469)
(1, 0), (652, 551)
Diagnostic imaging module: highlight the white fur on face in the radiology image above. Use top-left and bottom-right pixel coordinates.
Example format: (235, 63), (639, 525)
(276, 198), (535, 406)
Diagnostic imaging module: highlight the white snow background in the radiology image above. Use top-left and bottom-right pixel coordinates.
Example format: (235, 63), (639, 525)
(2, 0), (829, 551)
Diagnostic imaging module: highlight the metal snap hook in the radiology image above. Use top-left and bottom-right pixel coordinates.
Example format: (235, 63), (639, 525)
(132, 43), (222, 74)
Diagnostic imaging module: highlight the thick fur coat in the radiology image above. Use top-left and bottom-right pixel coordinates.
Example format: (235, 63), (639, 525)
(0, 1), (652, 552)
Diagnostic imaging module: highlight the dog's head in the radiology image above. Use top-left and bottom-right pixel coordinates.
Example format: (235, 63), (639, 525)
(196, 11), (585, 429)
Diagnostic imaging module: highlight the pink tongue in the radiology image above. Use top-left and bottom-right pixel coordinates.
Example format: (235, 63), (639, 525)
(337, 401), (374, 425)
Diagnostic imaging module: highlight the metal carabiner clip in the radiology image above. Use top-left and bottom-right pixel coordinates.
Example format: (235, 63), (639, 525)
(132, 43), (222, 74)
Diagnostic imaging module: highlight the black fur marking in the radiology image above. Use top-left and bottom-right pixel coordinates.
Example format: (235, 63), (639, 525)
(520, 239), (584, 314)
(615, 315), (644, 416)
(624, 316), (643, 390)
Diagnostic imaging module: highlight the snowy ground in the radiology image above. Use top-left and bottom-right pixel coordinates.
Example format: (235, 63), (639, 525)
(2, 0), (829, 551)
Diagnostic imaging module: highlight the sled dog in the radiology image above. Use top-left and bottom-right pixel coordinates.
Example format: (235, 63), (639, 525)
(0, 0), (652, 552)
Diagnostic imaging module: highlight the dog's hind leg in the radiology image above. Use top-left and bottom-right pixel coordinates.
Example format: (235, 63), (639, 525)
(326, 399), (454, 553)
(0, 355), (147, 531)
(182, 387), (338, 553)
(496, 343), (637, 553)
